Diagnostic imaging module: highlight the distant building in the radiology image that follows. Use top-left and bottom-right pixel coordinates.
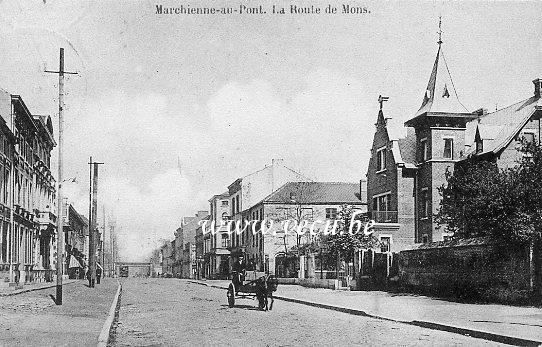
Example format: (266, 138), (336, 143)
(160, 241), (174, 276)
(178, 211), (208, 278)
(64, 204), (88, 279)
(203, 192), (230, 279)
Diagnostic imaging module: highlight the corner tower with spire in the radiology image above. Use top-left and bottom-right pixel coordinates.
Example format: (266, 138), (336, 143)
(405, 18), (477, 244)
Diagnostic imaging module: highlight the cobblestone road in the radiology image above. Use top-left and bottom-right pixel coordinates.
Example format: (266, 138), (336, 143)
(113, 278), (504, 346)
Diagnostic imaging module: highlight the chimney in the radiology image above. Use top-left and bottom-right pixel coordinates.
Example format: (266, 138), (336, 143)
(534, 78), (542, 98)
(271, 158), (284, 167)
(472, 108), (487, 118)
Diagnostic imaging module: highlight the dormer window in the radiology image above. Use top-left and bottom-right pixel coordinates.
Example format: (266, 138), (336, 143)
(376, 146), (386, 172)
(521, 131), (535, 145)
(476, 139), (483, 154)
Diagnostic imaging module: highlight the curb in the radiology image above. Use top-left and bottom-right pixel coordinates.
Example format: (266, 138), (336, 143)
(409, 321), (542, 347)
(188, 280), (542, 347)
(0, 280), (78, 297)
(97, 280), (122, 347)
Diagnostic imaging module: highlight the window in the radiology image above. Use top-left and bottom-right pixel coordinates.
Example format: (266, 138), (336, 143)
(420, 189), (429, 218)
(372, 194), (389, 212)
(376, 147), (386, 172)
(421, 139), (428, 162)
(221, 200), (229, 206)
(325, 208), (337, 219)
(235, 196), (240, 214)
(380, 236), (391, 253)
(522, 132), (535, 144)
(443, 138), (453, 159)
(476, 139), (483, 154)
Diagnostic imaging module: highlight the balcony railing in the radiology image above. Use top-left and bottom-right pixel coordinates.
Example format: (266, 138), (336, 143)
(371, 211), (398, 223)
(37, 211), (57, 225)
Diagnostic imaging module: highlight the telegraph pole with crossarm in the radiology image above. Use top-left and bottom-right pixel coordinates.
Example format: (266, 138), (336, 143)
(45, 48), (77, 305)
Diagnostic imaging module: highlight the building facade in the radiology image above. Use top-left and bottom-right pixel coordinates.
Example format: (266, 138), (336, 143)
(227, 159), (309, 266)
(367, 30), (542, 247)
(203, 192), (230, 279)
(245, 181), (367, 276)
(0, 91), (57, 285)
(366, 103), (417, 253)
(178, 211), (208, 278)
(64, 204), (88, 279)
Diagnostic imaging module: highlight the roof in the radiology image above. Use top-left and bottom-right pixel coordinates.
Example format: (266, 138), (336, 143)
(396, 128), (417, 167)
(414, 44), (469, 117)
(262, 182), (366, 205)
(465, 95), (541, 157)
(209, 191), (229, 202)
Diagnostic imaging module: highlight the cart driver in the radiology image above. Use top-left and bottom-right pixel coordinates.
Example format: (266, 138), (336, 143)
(232, 254), (246, 287)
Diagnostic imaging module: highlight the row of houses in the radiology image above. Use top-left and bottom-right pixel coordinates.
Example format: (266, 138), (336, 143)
(158, 159), (367, 279)
(158, 33), (542, 286)
(0, 88), (92, 286)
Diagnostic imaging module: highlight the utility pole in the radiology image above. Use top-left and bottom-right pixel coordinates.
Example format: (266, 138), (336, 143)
(102, 205), (106, 276)
(46, 48), (77, 305)
(88, 160), (103, 287)
(88, 157), (93, 286)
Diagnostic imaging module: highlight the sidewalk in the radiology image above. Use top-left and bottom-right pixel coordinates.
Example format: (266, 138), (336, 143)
(190, 279), (542, 346)
(0, 279), (77, 297)
(0, 278), (119, 347)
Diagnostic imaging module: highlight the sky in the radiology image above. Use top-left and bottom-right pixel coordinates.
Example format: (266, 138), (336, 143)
(0, 1), (540, 261)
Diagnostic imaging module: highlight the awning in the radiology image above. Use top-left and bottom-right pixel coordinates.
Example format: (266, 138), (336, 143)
(68, 256), (82, 268)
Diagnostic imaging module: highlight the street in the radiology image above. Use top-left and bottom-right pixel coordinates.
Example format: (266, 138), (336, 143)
(112, 278), (503, 346)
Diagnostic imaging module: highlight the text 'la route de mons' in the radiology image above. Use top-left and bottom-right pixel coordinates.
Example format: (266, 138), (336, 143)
(155, 4), (370, 15)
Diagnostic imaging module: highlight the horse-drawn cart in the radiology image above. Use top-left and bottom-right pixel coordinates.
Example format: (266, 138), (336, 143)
(227, 271), (278, 311)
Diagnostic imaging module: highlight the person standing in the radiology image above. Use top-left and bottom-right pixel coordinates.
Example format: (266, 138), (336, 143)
(96, 264), (102, 284)
(85, 266), (92, 287)
(232, 254), (246, 287)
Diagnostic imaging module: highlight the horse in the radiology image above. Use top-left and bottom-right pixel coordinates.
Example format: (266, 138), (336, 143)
(254, 275), (279, 311)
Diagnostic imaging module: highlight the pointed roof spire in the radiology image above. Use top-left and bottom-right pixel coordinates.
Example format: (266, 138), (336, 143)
(437, 15), (443, 45)
(413, 17), (469, 118)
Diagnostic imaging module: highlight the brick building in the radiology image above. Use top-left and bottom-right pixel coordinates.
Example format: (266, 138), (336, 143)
(367, 30), (542, 248)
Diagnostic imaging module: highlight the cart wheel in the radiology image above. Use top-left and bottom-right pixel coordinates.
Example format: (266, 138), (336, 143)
(227, 284), (235, 308)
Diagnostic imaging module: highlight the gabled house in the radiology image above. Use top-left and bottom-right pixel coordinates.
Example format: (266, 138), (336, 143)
(367, 23), (542, 248)
(367, 28), (478, 247)
(246, 181), (367, 276)
(366, 101), (417, 253)
(465, 79), (542, 168)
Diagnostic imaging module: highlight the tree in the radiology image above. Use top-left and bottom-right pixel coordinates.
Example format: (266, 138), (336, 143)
(436, 142), (542, 245)
(326, 204), (378, 263)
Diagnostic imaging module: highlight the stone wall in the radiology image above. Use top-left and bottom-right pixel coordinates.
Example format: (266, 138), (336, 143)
(399, 237), (532, 303)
